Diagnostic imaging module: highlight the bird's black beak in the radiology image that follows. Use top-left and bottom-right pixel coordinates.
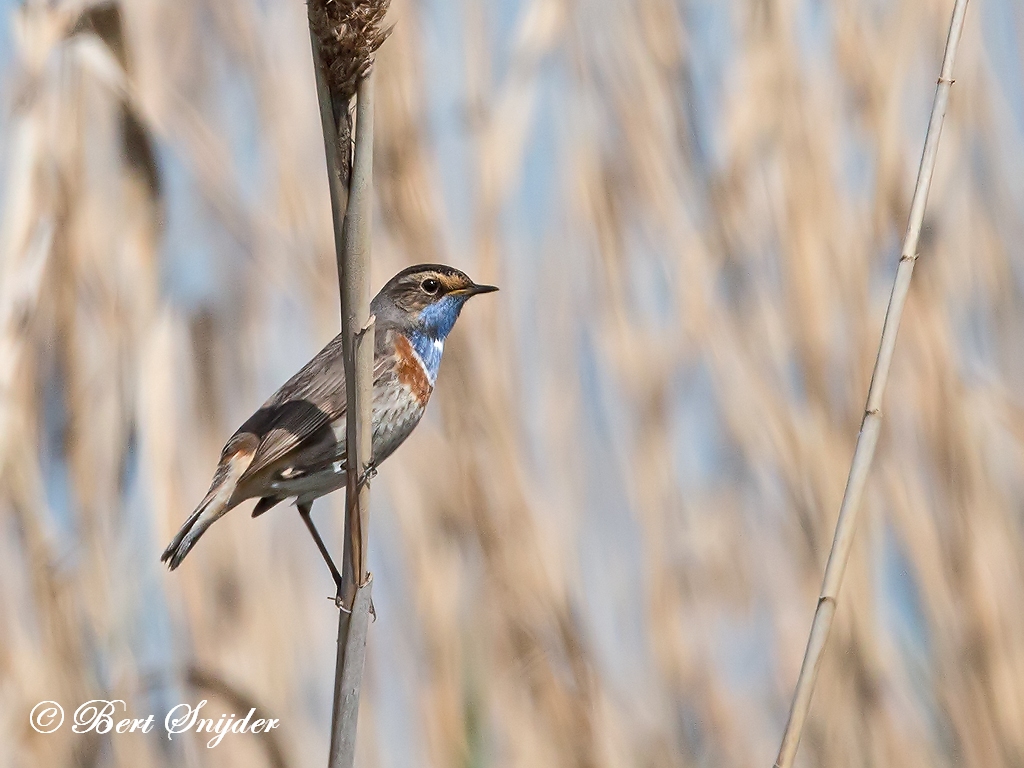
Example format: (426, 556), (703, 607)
(462, 283), (499, 296)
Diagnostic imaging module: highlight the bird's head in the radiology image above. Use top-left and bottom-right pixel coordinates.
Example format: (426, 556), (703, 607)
(373, 264), (498, 341)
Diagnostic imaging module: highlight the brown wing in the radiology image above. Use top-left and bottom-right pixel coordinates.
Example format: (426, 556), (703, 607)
(235, 333), (347, 483)
(234, 333), (392, 484)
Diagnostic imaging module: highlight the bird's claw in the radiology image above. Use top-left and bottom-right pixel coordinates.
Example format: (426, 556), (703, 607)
(358, 463), (378, 489)
(332, 593), (352, 613)
(329, 584), (375, 621)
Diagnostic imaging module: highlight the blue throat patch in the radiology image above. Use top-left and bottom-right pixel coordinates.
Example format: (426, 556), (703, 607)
(408, 294), (468, 381)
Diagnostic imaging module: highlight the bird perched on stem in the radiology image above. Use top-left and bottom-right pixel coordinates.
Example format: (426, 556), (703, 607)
(161, 264), (497, 587)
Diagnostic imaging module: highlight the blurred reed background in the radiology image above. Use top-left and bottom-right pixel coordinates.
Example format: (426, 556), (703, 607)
(1, 0), (1023, 766)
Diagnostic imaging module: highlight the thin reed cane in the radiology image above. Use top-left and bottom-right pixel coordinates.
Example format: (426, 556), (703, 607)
(328, 71), (376, 768)
(773, 1), (970, 766)
(308, 9), (379, 768)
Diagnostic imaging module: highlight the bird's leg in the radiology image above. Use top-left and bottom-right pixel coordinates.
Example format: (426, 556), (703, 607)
(297, 501), (348, 610)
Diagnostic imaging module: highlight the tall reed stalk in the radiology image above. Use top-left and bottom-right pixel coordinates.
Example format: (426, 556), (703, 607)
(328, 72), (375, 768)
(307, 2), (388, 765)
(773, 1), (971, 765)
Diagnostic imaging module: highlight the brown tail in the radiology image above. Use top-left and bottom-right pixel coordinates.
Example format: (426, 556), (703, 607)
(160, 491), (225, 569)
(161, 444), (254, 569)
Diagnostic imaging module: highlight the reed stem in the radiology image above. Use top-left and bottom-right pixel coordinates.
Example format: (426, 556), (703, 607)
(773, 2), (970, 766)
(308, 18), (377, 768)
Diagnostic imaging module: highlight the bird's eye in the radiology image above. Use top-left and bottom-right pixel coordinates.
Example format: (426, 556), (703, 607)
(421, 278), (441, 295)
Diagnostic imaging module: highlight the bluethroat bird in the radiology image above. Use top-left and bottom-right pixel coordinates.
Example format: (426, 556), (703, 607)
(161, 264), (497, 589)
